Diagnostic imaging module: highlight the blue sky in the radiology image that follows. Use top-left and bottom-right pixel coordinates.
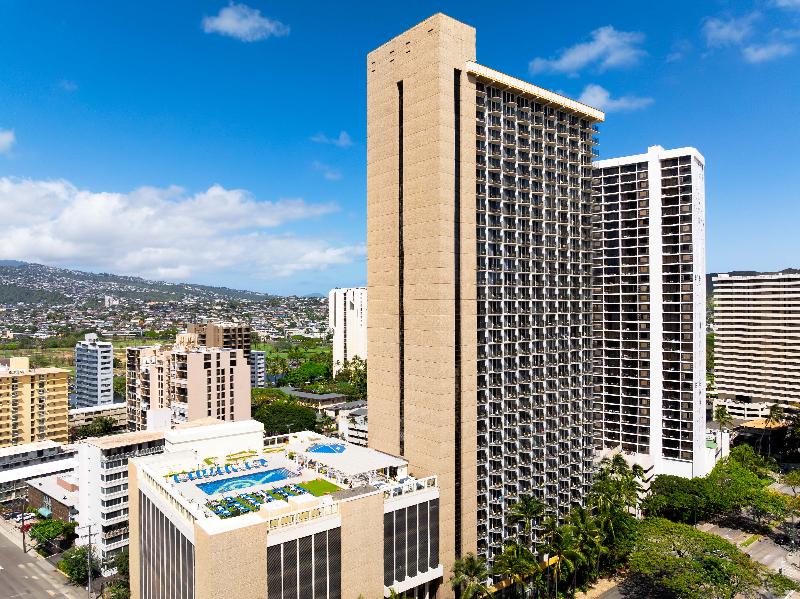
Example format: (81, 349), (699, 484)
(1, 1), (798, 295)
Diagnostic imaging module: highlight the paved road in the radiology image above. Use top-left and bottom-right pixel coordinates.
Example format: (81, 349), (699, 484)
(0, 522), (84, 599)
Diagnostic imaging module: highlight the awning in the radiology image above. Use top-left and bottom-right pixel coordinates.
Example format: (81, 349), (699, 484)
(37, 507), (52, 518)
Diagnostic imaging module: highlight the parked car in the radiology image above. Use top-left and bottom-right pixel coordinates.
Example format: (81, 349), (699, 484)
(3, 511), (20, 520)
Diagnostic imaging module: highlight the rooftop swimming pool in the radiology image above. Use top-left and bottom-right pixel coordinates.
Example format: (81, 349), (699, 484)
(308, 442), (346, 454)
(196, 467), (295, 495)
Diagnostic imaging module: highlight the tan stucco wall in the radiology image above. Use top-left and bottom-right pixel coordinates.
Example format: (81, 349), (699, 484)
(193, 518), (269, 599)
(128, 464), (141, 599)
(340, 492), (385, 598)
(367, 14), (479, 595)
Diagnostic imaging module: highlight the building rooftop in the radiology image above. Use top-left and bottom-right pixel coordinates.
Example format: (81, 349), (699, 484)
(28, 473), (79, 509)
(134, 430), (434, 527)
(280, 387), (348, 402)
(69, 402), (126, 415)
(85, 430), (165, 450)
(0, 439), (63, 458)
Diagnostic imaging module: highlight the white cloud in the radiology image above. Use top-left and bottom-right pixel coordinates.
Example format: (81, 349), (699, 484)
(312, 161), (342, 181)
(0, 129), (15, 155)
(202, 2), (289, 42)
(59, 80), (78, 92)
(311, 131), (353, 148)
(666, 40), (692, 63)
(743, 41), (795, 62)
(529, 26), (646, 75)
(703, 13), (759, 47)
(773, 0), (800, 8)
(578, 84), (654, 112)
(0, 177), (364, 281)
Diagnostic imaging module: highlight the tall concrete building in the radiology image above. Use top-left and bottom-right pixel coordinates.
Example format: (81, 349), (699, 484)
(0, 357), (69, 447)
(188, 322), (251, 365)
(713, 272), (800, 411)
(367, 13), (603, 575)
(251, 350), (268, 388)
(329, 288), (368, 375)
(74, 333), (114, 407)
(592, 145), (708, 478)
(126, 336), (250, 431)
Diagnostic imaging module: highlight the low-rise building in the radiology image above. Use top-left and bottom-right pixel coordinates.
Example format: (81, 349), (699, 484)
(0, 440), (76, 507)
(69, 403), (128, 436)
(26, 473), (79, 521)
(713, 397), (771, 420)
(343, 407), (368, 448)
(129, 429), (442, 599)
(279, 387), (348, 412)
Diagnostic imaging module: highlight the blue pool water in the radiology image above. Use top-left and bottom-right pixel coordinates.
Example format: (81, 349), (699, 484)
(196, 468), (295, 495)
(308, 443), (346, 454)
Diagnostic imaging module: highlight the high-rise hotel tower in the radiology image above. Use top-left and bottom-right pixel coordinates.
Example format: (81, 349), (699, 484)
(592, 145), (708, 478)
(367, 13), (603, 576)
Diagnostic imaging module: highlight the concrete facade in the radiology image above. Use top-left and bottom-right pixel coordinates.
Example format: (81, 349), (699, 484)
(329, 288), (368, 375)
(713, 272), (800, 411)
(367, 13), (603, 580)
(0, 357), (69, 448)
(126, 339), (250, 431)
(0, 440), (76, 506)
(188, 322), (251, 365)
(593, 146), (708, 478)
(129, 427), (442, 599)
(74, 333), (114, 407)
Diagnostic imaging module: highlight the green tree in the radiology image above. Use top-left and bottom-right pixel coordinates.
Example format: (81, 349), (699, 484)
(283, 361), (330, 387)
(544, 526), (583, 599)
(29, 519), (76, 551)
(763, 404), (785, 457)
(629, 518), (766, 599)
(334, 357), (367, 400)
(74, 416), (118, 440)
(714, 405), (734, 431)
(57, 545), (100, 586)
(113, 548), (129, 578)
(113, 375), (126, 401)
(449, 552), (490, 599)
(253, 400), (317, 435)
(569, 506), (605, 583)
(508, 494), (545, 540)
(491, 541), (538, 598)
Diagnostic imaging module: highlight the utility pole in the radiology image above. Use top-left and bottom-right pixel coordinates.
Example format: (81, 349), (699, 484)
(77, 523), (99, 599)
(18, 495), (27, 553)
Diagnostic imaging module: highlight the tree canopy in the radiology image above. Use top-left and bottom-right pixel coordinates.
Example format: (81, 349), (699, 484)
(252, 400), (318, 436)
(58, 545), (101, 585)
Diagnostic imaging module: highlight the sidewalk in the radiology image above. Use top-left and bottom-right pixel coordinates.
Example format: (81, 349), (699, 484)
(574, 576), (620, 599)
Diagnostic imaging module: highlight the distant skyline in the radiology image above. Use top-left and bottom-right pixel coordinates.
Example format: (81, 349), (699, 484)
(1, 1), (799, 295)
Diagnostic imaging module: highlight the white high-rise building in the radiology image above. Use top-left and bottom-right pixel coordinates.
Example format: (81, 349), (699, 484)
(329, 287), (367, 375)
(74, 333), (114, 407)
(592, 145), (708, 478)
(713, 272), (800, 412)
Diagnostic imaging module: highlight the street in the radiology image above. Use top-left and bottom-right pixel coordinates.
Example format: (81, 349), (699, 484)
(0, 520), (85, 599)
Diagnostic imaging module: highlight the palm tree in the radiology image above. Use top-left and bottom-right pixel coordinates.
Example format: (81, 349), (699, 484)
(569, 506), (606, 584)
(491, 542), (537, 598)
(714, 405), (734, 431)
(508, 494), (546, 541)
(545, 526), (584, 599)
(450, 552), (490, 599)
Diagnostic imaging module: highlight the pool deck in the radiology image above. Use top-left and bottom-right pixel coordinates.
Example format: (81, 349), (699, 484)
(167, 452), (326, 505)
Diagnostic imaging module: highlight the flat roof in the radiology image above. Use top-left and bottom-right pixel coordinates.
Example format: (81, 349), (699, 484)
(593, 145), (705, 168)
(0, 440), (62, 458)
(280, 387), (347, 401)
(28, 473), (78, 508)
(0, 457), (76, 485)
(467, 61), (605, 121)
(287, 432), (405, 477)
(85, 430), (165, 450)
(69, 403), (127, 415)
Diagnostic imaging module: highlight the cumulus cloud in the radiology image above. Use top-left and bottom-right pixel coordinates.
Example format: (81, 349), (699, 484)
(0, 129), (15, 155)
(703, 13), (759, 47)
(529, 26), (646, 75)
(773, 0), (800, 8)
(743, 41), (795, 62)
(0, 177), (363, 281)
(312, 161), (342, 181)
(202, 2), (289, 42)
(311, 131), (353, 148)
(578, 84), (654, 112)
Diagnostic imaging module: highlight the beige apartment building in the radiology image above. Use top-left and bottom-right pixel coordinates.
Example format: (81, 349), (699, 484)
(367, 13), (602, 578)
(714, 272), (800, 411)
(126, 336), (250, 431)
(188, 322), (251, 364)
(0, 357), (69, 447)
